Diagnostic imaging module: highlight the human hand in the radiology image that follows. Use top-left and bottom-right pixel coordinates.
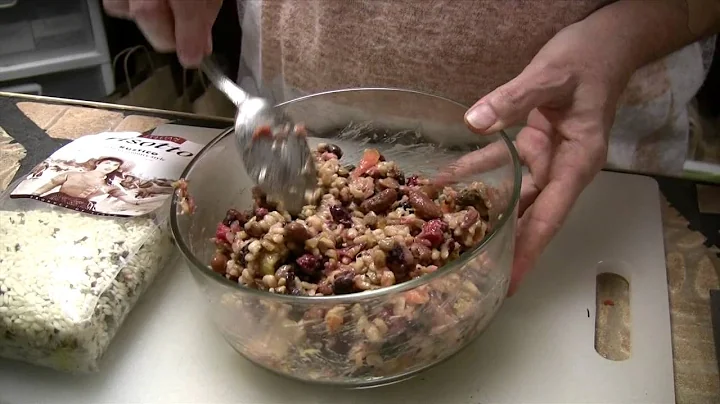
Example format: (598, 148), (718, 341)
(453, 22), (634, 296)
(103, 0), (222, 67)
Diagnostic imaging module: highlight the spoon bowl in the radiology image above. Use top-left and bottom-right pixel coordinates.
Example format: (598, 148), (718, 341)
(200, 57), (316, 214)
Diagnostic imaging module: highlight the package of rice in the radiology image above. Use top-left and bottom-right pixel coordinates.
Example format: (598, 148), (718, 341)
(0, 124), (218, 372)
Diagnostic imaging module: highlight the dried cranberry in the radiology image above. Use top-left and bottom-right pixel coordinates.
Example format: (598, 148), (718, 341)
(406, 175), (420, 186)
(374, 306), (394, 322)
(223, 208), (249, 226)
(215, 223), (231, 243)
(303, 307), (326, 320)
(381, 317), (410, 356)
(255, 207), (268, 219)
(317, 283), (333, 295)
(296, 253), (320, 274)
(330, 205), (353, 226)
(275, 265), (296, 285)
(386, 244), (413, 278)
(416, 219), (447, 248)
(430, 218), (449, 232)
(237, 244), (250, 266)
(333, 272), (355, 294)
(429, 289), (443, 302)
(387, 316), (409, 336)
(387, 244), (404, 264)
(328, 337), (351, 355)
(222, 210), (236, 226)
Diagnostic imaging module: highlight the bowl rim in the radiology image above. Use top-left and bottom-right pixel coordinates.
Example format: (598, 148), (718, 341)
(170, 87), (522, 303)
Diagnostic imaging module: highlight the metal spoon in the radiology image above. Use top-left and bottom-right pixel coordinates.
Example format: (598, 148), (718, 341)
(199, 56), (317, 214)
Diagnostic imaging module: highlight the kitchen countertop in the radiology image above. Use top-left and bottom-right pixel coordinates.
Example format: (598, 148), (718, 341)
(0, 92), (718, 403)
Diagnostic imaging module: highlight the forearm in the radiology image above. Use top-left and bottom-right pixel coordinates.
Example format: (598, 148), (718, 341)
(34, 183), (54, 194)
(577, 0), (720, 79)
(35, 177), (64, 194)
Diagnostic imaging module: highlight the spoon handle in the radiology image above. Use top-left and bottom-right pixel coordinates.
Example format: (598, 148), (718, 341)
(200, 57), (248, 106)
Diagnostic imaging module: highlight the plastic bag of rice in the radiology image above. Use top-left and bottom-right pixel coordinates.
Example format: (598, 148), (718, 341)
(0, 124), (218, 372)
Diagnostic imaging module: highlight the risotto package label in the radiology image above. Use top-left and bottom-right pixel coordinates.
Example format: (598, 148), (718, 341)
(0, 124), (222, 373)
(9, 130), (206, 217)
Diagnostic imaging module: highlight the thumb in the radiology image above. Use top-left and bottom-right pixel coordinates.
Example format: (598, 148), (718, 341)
(464, 65), (575, 134)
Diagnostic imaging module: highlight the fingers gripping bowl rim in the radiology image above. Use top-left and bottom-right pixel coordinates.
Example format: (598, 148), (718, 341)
(170, 88), (522, 387)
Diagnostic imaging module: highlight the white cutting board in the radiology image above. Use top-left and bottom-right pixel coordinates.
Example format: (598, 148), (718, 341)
(0, 170), (674, 404)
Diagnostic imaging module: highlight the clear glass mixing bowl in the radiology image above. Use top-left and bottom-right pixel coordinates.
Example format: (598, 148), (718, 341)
(170, 88), (521, 387)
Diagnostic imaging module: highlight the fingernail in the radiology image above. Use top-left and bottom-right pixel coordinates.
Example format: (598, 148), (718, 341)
(179, 50), (202, 68)
(465, 103), (497, 132)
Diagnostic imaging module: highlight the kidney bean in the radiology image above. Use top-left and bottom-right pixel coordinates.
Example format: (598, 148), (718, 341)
(245, 221), (265, 238)
(422, 185), (441, 200)
(360, 188), (398, 214)
(407, 189), (442, 219)
(210, 253), (228, 274)
(285, 221), (312, 243)
(460, 207), (480, 230)
(377, 177), (400, 190)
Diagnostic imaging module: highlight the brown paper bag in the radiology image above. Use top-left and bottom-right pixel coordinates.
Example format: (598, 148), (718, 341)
(170, 68), (196, 113)
(113, 46), (180, 111)
(192, 73), (236, 118)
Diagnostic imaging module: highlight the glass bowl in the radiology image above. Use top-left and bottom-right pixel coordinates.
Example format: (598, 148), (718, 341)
(170, 88), (521, 387)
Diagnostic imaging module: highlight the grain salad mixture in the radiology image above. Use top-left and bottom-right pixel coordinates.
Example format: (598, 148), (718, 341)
(206, 142), (510, 381)
(0, 210), (174, 372)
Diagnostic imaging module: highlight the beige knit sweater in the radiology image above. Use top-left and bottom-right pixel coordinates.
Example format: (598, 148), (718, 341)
(236, 0), (715, 175)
